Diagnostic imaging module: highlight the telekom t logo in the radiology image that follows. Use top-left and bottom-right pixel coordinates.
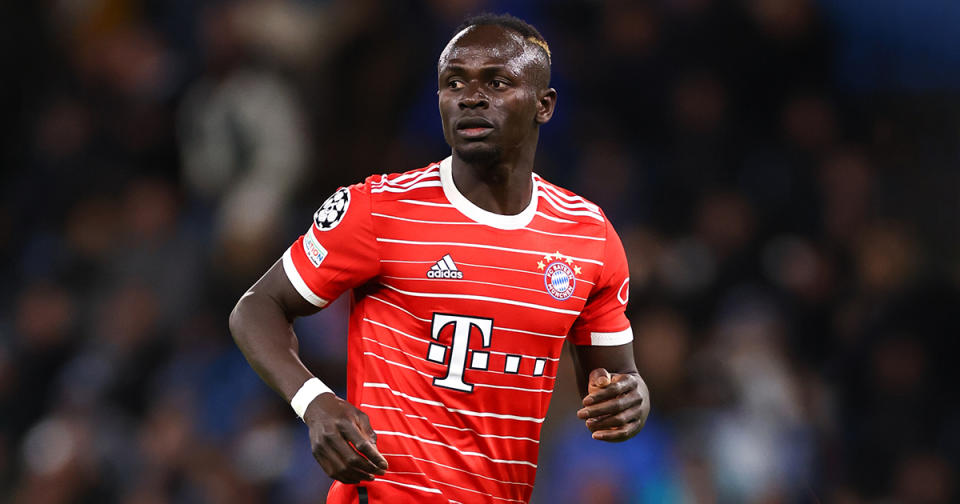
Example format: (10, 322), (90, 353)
(426, 313), (493, 392)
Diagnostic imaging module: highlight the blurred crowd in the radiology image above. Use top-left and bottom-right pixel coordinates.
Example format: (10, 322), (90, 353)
(2, 0), (959, 503)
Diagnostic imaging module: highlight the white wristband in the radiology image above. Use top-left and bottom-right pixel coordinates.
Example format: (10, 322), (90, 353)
(290, 377), (334, 419)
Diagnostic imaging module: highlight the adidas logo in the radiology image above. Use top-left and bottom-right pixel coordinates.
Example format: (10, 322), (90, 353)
(427, 254), (463, 279)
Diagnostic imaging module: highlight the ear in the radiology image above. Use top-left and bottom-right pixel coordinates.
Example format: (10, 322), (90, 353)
(535, 88), (558, 125)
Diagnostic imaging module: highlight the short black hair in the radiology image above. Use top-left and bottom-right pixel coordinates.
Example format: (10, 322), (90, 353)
(456, 13), (551, 65)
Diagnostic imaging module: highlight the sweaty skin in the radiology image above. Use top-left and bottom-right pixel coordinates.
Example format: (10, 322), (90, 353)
(228, 22), (649, 488)
(438, 26), (649, 443)
(437, 25), (554, 216)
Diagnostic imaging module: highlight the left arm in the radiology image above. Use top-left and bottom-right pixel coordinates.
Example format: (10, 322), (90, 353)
(571, 342), (650, 442)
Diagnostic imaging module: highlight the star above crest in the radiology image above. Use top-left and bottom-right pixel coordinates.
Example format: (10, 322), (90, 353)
(536, 251), (582, 278)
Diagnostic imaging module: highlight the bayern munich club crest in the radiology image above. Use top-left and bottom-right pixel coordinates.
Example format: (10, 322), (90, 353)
(538, 251), (581, 301)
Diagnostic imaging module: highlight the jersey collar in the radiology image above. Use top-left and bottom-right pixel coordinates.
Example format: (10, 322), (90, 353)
(439, 156), (539, 230)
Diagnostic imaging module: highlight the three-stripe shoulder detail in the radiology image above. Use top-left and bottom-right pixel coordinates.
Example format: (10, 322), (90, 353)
(533, 177), (604, 223)
(370, 165), (442, 194)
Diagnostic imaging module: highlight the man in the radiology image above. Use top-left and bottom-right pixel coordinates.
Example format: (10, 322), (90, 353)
(229, 14), (649, 503)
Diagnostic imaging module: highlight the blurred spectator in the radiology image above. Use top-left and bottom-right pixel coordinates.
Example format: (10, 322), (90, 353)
(178, 2), (308, 278)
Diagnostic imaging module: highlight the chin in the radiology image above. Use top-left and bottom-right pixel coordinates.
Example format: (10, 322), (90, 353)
(455, 143), (502, 165)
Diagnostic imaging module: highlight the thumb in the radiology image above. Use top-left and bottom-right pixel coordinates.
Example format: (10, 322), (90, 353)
(588, 368), (612, 389)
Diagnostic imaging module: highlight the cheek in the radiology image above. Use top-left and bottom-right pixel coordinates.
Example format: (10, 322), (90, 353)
(438, 99), (454, 126)
(502, 95), (538, 131)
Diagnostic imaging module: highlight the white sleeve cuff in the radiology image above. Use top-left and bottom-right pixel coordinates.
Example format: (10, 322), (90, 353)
(282, 247), (329, 308)
(589, 326), (634, 346)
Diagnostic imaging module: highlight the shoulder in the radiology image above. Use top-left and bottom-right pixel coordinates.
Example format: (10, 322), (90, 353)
(353, 161), (444, 199)
(312, 161), (445, 229)
(533, 173), (609, 230)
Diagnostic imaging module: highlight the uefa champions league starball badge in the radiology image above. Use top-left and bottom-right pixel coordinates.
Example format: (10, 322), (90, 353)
(537, 251), (582, 301)
(313, 187), (350, 231)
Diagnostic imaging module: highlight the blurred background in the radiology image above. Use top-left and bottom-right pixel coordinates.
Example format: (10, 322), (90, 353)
(2, 0), (959, 502)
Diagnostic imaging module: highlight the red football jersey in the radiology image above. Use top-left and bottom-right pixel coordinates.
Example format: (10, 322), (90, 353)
(283, 157), (632, 503)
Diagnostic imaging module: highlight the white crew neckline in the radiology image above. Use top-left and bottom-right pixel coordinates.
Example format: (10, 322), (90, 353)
(439, 156), (539, 230)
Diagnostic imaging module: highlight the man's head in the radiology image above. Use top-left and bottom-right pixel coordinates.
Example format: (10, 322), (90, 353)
(438, 14), (557, 166)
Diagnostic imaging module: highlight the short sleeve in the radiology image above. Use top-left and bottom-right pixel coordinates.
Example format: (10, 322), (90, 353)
(568, 217), (633, 346)
(282, 182), (379, 307)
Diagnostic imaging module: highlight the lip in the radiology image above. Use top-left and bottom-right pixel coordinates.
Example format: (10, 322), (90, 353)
(455, 117), (495, 130)
(455, 117), (495, 139)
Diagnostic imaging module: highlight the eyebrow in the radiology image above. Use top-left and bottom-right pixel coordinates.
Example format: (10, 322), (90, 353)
(440, 63), (511, 75)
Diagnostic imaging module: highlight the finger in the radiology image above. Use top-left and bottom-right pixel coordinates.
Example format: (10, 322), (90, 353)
(591, 419), (642, 442)
(343, 424), (388, 474)
(310, 444), (336, 475)
(329, 429), (381, 480)
(583, 374), (635, 406)
(585, 404), (644, 431)
(577, 392), (643, 419)
(313, 439), (368, 484)
(587, 368), (611, 389)
(355, 412), (388, 470)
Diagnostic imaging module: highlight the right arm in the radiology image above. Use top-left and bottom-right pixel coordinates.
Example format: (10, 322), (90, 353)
(228, 260), (388, 483)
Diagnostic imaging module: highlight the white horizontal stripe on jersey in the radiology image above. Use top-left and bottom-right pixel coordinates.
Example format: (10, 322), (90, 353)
(371, 180), (442, 194)
(362, 403), (540, 443)
(432, 421), (540, 443)
(373, 211), (602, 240)
(536, 181), (601, 212)
(378, 260), (596, 287)
(379, 470), (526, 503)
(371, 213), (482, 226)
(537, 190), (604, 222)
(381, 275), (588, 302)
(427, 475), (527, 503)
(381, 453), (534, 488)
(374, 477), (443, 494)
(281, 248), (329, 308)
(397, 199), (455, 207)
(385, 470), (429, 476)
(371, 166), (439, 189)
(376, 430), (538, 468)
(534, 211), (577, 224)
(362, 336), (432, 364)
(376, 237), (604, 266)
(366, 295), (569, 348)
(362, 350), (553, 393)
(378, 282), (582, 316)
(363, 317), (429, 342)
(364, 382), (546, 422)
(361, 403), (431, 422)
(589, 326), (635, 346)
(521, 227), (605, 241)
(454, 261), (596, 287)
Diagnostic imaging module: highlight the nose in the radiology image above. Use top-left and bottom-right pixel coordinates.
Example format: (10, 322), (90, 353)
(459, 84), (488, 109)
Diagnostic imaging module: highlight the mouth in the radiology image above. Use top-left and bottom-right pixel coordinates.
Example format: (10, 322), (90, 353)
(455, 117), (495, 139)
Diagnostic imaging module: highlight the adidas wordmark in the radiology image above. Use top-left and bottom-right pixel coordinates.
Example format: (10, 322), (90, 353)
(427, 254), (463, 279)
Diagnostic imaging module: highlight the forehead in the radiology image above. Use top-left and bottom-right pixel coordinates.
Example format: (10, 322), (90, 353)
(438, 25), (531, 71)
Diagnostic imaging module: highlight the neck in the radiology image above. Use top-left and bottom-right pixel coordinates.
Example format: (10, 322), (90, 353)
(450, 145), (537, 216)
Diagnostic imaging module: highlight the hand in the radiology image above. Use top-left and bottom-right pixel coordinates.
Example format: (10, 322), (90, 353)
(303, 393), (389, 483)
(576, 368), (649, 442)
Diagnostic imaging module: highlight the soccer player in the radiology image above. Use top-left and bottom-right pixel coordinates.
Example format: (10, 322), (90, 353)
(229, 14), (650, 503)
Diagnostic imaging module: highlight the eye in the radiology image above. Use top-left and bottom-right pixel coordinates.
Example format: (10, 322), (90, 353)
(491, 79), (509, 89)
(447, 79), (465, 90)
